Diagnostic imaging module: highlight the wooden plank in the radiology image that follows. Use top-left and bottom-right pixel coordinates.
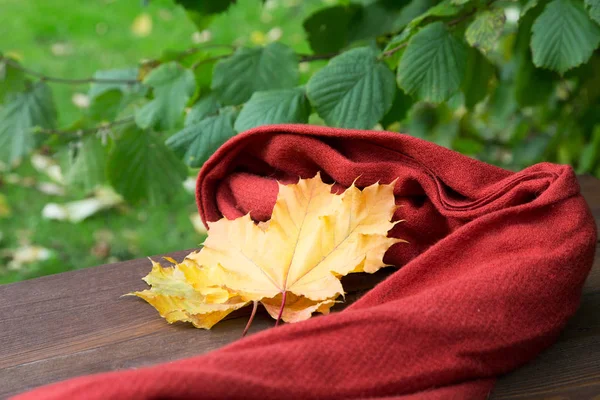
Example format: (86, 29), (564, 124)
(0, 251), (390, 398)
(0, 176), (599, 399)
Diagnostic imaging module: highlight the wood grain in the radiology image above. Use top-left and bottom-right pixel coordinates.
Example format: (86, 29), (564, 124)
(0, 176), (599, 399)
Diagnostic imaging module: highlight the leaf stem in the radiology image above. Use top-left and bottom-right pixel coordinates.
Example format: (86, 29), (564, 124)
(381, 42), (408, 58)
(1, 57), (141, 85)
(175, 44), (236, 61)
(242, 301), (259, 337)
(275, 291), (287, 326)
(191, 54), (231, 70)
(38, 116), (134, 135)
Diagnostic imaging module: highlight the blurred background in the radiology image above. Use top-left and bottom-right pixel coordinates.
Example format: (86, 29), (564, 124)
(1, 0), (317, 284)
(1, 0), (599, 284)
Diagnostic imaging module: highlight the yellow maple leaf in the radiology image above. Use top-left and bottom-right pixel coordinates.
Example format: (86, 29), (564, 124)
(129, 173), (404, 330)
(127, 258), (248, 329)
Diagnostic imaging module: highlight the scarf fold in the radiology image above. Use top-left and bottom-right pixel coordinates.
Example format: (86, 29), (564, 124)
(16, 124), (596, 400)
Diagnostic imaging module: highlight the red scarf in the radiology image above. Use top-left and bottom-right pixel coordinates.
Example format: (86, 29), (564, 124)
(17, 125), (596, 399)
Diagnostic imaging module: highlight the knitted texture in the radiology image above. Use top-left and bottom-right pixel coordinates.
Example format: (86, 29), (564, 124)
(16, 124), (596, 399)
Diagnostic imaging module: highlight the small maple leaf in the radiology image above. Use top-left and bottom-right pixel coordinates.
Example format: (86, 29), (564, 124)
(128, 173), (405, 332)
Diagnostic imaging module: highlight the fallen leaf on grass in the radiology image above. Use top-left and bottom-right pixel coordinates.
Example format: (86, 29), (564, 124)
(42, 187), (123, 223)
(129, 173), (404, 331)
(131, 13), (153, 37)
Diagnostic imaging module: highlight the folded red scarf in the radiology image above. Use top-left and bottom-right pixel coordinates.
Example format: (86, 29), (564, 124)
(17, 124), (596, 399)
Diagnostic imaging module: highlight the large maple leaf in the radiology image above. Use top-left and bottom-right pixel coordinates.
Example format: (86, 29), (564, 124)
(129, 173), (404, 331)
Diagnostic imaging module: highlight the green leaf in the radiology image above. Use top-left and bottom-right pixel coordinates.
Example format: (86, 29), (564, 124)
(393, 0), (436, 31)
(185, 94), (220, 126)
(303, 5), (361, 54)
(211, 43), (298, 106)
(408, 0), (463, 30)
(514, 4), (556, 107)
(166, 110), (237, 168)
(461, 48), (495, 109)
(515, 53), (555, 106)
(531, 0), (600, 74)
(349, 0), (412, 42)
(108, 125), (187, 204)
(306, 47), (395, 129)
(175, 0), (234, 14)
(234, 88), (310, 132)
(66, 136), (107, 192)
(397, 22), (467, 103)
(382, 28), (413, 68)
(585, 0), (600, 24)
(135, 62), (196, 131)
(465, 8), (506, 54)
(577, 126), (600, 173)
(488, 82), (517, 122)
(0, 82), (56, 164)
(0, 58), (26, 103)
(89, 68), (139, 98)
(381, 89), (414, 127)
(584, 0), (600, 23)
(452, 0), (471, 4)
(191, 53), (220, 90)
(88, 90), (123, 123)
(174, 0), (235, 31)
(88, 69), (147, 122)
(521, 0), (539, 16)
(384, 29), (413, 53)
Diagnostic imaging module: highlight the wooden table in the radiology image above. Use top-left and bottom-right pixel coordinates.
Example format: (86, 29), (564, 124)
(1, 176), (599, 399)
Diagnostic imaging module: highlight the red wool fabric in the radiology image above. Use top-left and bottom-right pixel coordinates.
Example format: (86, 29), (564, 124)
(16, 124), (596, 399)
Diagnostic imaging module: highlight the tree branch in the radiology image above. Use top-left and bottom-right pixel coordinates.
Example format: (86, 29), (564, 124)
(1, 57), (141, 85)
(175, 43), (236, 61)
(191, 54), (231, 70)
(38, 116), (134, 135)
(381, 42), (408, 58)
(1, 43), (236, 85)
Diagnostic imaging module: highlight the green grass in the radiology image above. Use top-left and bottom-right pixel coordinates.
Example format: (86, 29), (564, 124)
(0, 160), (201, 284)
(0, 0), (320, 284)
(0, 0), (198, 125)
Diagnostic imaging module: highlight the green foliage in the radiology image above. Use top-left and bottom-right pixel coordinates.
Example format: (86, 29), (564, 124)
(135, 62), (196, 130)
(531, 0), (600, 74)
(398, 22), (467, 103)
(185, 95), (221, 125)
(66, 136), (108, 192)
(235, 88), (310, 132)
(89, 69), (139, 98)
(462, 48), (495, 109)
(521, 0), (539, 16)
(108, 125), (187, 204)
(0, 82), (56, 164)
(211, 43), (298, 105)
(586, 0), (600, 23)
(408, 0), (463, 29)
(303, 5), (361, 54)
(167, 109), (237, 168)
(174, 0), (235, 14)
(465, 8), (506, 55)
(0, 58), (26, 102)
(2, 0), (600, 206)
(307, 47), (395, 128)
